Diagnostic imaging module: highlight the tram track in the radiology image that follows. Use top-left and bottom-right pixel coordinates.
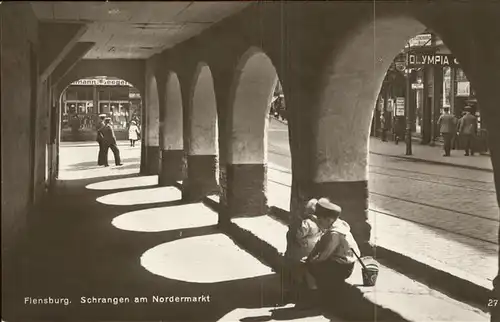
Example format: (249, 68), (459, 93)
(368, 207), (497, 245)
(266, 176), (499, 245)
(267, 150), (495, 193)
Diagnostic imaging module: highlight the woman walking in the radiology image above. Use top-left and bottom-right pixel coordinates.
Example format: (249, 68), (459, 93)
(128, 120), (140, 147)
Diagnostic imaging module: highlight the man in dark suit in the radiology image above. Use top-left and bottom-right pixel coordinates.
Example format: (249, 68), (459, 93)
(458, 106), (478, 156)
(101, 118), (123, 167)
(96, 114), (106, 165)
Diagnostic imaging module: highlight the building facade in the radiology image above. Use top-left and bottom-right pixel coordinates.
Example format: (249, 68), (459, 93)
(371, 33), (487, 151)
(61, 76), (142, 141)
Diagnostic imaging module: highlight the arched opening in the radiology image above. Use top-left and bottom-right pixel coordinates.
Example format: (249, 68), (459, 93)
(183, 63), (219, 202)
(57, 76), (143, 180)
(226, 48), (284, 218)
(159, 71), (184, 185)
(316, 16), (497, 284)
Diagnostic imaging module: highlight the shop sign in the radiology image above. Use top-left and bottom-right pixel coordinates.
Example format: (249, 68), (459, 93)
(71, 78), (133, 87)
(406, 34), (432, 48)
(457, 81), (470, 97)
(411, 83), (424, 89)
(395, 97), (405, 116)
(407, 53), (459, 67)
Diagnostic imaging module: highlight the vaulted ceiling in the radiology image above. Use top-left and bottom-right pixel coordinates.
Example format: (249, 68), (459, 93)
(31, 2), (251, 59)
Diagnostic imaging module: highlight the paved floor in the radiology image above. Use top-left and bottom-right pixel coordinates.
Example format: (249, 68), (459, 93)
(2, 141), (341, 321)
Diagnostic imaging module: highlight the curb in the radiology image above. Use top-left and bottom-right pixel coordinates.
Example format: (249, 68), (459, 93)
(373, 246), (491, 312)
(369, 151), (493, 173)
(268, 206), (491, 313)
(203, 198), (409, 322)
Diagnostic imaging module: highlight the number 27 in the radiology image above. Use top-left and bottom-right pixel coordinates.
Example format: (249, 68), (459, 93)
(488, 299), (498, 307)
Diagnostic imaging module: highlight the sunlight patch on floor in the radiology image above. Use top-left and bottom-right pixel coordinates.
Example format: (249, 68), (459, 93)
(219, 304), (335, 322)
(141, 233), (274, 283)
(112, 203), (218, 232)
(86, 175), (158, 190)
(97, 186), (181, 205)
(59, 163), (140, 180)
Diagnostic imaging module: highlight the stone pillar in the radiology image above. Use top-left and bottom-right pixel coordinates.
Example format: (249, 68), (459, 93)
(144, 61), (160, 175)
(222, 51), (277, 220)
(182, 65), (219, 202)
(225, 163), (267, 219)
(159, 72), (184, 186)
(183, 154), (218, 202)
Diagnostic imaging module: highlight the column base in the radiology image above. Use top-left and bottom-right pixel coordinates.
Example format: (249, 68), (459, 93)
(182, 154), (219, 202)
(311, 181), (373, 257)
(222, 164), (267, 221)
(159, 149), (185, 186)
(145, 146), (160, 175)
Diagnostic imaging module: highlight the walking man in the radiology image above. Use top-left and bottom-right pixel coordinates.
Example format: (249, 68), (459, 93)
(458, 106), (478, 156)
(96, 114), (106, 166)
(101, 118), (123, 167)
(437, 107), (457, 157)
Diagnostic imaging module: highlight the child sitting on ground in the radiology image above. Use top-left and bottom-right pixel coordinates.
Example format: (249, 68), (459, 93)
(303, 198), (360, 289)
(284, 198), (323, 295)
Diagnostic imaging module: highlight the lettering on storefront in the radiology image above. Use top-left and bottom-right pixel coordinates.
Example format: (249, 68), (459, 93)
(395, 97), (405, 116)
(71, 79), (134, 87)
(407, 53), (459, 67)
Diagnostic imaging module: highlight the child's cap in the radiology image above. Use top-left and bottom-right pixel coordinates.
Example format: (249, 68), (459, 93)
(316, 198), (341, 218)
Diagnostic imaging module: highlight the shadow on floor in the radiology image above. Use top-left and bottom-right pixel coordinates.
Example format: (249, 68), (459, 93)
(2, 173), (290, 322)
(63, 157), (141, 171)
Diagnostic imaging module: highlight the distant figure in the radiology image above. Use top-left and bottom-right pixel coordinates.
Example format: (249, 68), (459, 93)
(437, 107), (457, 157)
(96, 114), (106, 166)
(128, 120), (140, 147)
(392, 115), (404, 144)
(380, 113), (387, 142)
(101, 118), (123, 167)
(458, 107), (478, 156)
(70, 115), (81, 134)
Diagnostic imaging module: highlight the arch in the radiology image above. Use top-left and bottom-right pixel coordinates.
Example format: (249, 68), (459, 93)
(59, 75), (143, 100)
(221, 47), (280, 219)
(182, 62), (219, 202)
(163, 71), (183, 150)
(229, 47), (279, 164)
(316, 16), (427, 182)
(146, 73), (160, 147)
(57, 59), (146, 99)
(158, 71), (184, 184)
(189, 63), (218, 156)
(57, 75), (143, 142)
(143, 70), (160, 175)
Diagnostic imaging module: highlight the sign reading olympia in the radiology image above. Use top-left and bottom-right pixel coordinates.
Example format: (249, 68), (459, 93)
(407, 53), (459, 67)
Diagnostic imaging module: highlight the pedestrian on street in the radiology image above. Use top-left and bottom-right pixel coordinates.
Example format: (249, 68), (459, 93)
(380, 113), (387, 142)
(437, 107), (457, 157)
(458, 106), (478, 156)
(301, 198), (360, 302)
(96, 114), (106, 166)
(128, 120), (140, 147)
(101, 118), (123, 167)
(284, 198), (323, 299)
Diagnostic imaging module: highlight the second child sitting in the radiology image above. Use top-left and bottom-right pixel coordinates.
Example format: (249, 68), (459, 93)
(284, 199), (323, 296)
